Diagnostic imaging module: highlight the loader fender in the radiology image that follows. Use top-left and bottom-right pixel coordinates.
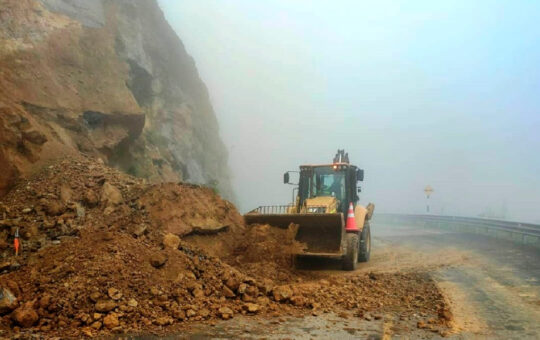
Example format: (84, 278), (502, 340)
(354, 205), (368, 232)
(366, 203), (375, 220)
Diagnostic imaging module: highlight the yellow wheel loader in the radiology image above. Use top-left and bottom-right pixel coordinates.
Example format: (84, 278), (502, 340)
(245, 150), (375, 270)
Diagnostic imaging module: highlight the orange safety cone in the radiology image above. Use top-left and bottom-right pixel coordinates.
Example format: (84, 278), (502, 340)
(345, 202), (359, 232)
(14, 227), (20, 256)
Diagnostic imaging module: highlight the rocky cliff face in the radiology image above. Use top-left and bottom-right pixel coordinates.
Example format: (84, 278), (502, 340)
(0, 0), (234, 199)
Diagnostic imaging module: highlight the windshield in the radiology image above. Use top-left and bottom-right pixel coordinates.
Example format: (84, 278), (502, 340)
(310, 167), (345, 201)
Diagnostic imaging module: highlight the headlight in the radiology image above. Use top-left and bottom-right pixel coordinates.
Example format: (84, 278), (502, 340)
(307, 207), (326, 213)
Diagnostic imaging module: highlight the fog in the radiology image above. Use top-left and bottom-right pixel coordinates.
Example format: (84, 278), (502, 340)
(160, 1), (540, 222)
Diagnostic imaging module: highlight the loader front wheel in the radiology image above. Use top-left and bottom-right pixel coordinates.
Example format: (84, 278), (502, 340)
(358, 221), (371, 262)
(343, 233), (359, 271)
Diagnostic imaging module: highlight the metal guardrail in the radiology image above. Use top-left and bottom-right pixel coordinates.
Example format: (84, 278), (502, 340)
(374, 213), (540, 247)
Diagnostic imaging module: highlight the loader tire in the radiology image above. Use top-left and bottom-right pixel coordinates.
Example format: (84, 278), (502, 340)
(358, 221), (371, 262)
(343, 233), (359, 271)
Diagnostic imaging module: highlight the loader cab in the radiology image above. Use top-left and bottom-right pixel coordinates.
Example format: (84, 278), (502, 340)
(296, 163), (363, 214)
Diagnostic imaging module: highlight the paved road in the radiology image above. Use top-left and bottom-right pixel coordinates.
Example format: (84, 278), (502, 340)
(373, 222), (540, 339)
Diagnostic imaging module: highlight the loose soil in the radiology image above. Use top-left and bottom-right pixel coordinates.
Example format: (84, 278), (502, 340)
(0, 156), (452, 338)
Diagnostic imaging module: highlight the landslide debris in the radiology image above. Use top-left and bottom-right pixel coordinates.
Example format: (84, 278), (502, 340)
(0, 157), (452, 338)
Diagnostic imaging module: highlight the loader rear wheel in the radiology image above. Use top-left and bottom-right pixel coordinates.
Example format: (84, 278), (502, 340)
(358, 221), (371, 262)
(343, 233), (359, 271)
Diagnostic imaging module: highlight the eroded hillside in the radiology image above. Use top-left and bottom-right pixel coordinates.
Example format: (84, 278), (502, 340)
(0, 0), (233, 199)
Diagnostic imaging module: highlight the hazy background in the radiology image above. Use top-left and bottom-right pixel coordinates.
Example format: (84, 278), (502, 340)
(160, 0), (540, 222)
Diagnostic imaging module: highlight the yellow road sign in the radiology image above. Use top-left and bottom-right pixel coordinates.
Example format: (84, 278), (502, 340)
(424, 185), (433, 198)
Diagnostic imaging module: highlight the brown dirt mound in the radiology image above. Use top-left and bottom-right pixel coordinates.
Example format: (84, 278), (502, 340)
(0, 156), (452, 338)
(222, 224), (308, 284)
(140, 183), (243, 237)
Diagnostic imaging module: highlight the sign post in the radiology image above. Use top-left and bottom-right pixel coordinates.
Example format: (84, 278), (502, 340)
(424, 185), (433, 214)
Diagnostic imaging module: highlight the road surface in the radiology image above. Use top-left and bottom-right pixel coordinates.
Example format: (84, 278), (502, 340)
(374, 222), (540, 339)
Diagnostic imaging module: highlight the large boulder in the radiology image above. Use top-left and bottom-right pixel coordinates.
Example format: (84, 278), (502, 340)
(150, 253), (167, 268)
(59, 184), (73, 203)
(0, 287), (18, 314)
(218, 306), (234, 320)
(101, 182), (123, 207)
(272, 285), (293, 302)
(43, 200), (65, 216)
(162, 233), (180, 249)
(12, 302), (39, 327)
(83, 190), (99, 207)
(107, 288), (122, 301)
(95, 300), (117, 313)
(103, 313), (119, 329)
(244, 303), (260, 313)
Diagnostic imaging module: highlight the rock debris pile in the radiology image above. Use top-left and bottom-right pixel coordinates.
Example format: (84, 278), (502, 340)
(0, 156), (452, 338)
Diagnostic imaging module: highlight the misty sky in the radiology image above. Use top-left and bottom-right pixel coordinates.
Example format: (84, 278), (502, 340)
(159, 1), (540, 222)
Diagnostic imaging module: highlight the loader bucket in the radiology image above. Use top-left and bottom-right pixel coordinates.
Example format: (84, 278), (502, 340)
(244, 213), (345, 255)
